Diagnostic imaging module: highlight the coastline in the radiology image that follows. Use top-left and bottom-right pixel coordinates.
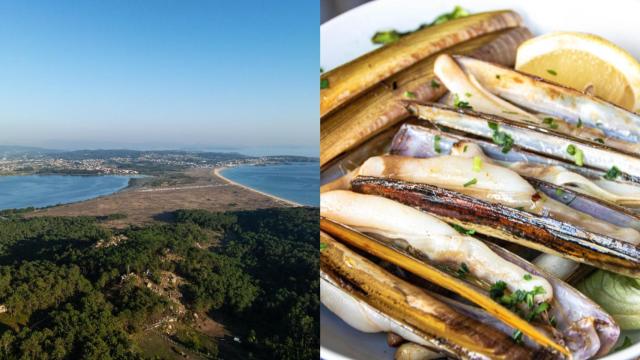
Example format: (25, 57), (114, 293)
(213, 167), (302, 207)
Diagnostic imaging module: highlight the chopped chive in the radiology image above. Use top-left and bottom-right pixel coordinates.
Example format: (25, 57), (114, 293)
(577, 118), (583, 128)
(512, 330), (523, 344)
(465, 92), (472, 97)
(567, 144), (576, 155)
(430, 79), (440, 89)
(524, 274), (532, 281)
(575, 148), (584, 166)
(371, 30), (402, 45)
(472, 156), (482, 172)
(604, 166), (621, 180)
(453, 93), (472, 110)
(434, 135), (442, 154)
(457, 262), (469, 278)
(321, 78), (329, 89)
(320, 243), (327, 251)
(451, 223), (476, 235)
(543, 117), (559, 129)
(488, 121), (499, 131)
(550, 315), (557, 327)
(404, 91), (417, 99)
(489, 281), (507, 299)
(463, 178), (477, 187)
(547, 69), (557, 76)
(555, 188), (564, 196)
(593, 137), (605, 144)
(463, 145), (468, 153)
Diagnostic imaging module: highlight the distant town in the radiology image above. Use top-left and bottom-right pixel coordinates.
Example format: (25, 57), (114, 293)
(0, 147), (318, 176)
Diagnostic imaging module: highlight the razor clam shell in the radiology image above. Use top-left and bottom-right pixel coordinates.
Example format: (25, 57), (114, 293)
(390, 120), (640, 185)
(320, 11), (523, 118)
(407, 103), (640, 178)
(454, 55), (640, 143)
(351, 176), (640, 277)
(320, 231), (535, 359)
(486, 243), (620, 358)
(388, 122), (640, 230)
(321, 27), (532, 167)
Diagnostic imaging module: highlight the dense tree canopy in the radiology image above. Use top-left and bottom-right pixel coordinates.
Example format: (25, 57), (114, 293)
(0, 206), (318, 359)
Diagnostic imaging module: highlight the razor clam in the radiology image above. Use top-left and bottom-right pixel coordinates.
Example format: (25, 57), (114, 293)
(320, 11), (522, 118)
(319, 231), (540, 359)
(321, 27), (532, 167)
(389, 121), (640, 214)
(454, 55), (640, 143)
(407, 103), (640, 177)
(350, 176), (640, 277)
(357, 155), (640, 244)
(320, 220), (569, 356)
(321, 191), (620, 358)
(321, 190), (553, 298)
(433, 54), (640, 154)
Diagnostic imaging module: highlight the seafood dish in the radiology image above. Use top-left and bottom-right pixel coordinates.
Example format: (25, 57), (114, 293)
(321, 5), (640, 359)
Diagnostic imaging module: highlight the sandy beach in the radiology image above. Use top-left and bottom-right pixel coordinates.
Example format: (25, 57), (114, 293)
(213, 167), (302, 207)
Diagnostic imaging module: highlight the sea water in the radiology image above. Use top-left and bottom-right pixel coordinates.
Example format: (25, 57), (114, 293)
(220, 162), (319, 206)
(0, 175), (132, 210)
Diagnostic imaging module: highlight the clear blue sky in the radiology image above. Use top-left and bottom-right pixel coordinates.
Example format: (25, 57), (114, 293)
(0, 1), (318, 155)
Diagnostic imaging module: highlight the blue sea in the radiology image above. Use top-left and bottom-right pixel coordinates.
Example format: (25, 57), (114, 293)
(0, 175), (132, 210)
(221, 162), (319, 206)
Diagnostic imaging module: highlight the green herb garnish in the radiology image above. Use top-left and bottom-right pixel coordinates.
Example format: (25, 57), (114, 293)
(430, 79), (440, 89)
(320, 243), (327, 251)
(453, 93), (472, 110)
(371, 30), (402, 45)
(543, 117), (559, 129)
(457, 262), (469, 279)
(463, 178), (477, 187)
(547, 69), (557, 76)
(512, 330), (523, 344)
(473, 156), (482, 172)
(371, 6), (469, 45)
(487, 122), (514, 153)
(555, 188), (564, 196)
(434, 135), (442, 154)
(321, 78), (329, 89)
(577, 118), (583, 128)
(451, 224), (476, 235)
(404, 91), (417, 99)
(604, 166), (621, 180)
(594, 137), (605, 144)
(489, 281), (508, 299)
(463, 145), (468, 153)
(567, 144), (584, 166)
(524, 274), (532, 281)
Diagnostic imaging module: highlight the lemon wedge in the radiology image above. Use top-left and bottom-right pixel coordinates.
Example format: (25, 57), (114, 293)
(515, 32), (640, 112)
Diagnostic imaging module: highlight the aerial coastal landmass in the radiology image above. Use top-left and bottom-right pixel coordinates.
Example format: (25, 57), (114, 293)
(0, 146), (319, 359)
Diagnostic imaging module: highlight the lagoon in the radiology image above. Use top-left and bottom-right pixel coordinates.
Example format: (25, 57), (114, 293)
(220, 162), (319, 206)
(0, 175), (132, 210)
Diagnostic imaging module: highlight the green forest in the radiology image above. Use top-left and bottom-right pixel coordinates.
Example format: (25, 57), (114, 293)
(0, 207), (319, 359)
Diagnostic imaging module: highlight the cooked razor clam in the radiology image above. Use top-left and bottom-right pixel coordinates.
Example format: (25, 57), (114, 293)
(434, 54), (640, 154)
(454, 55), (640, 143)
(388, 122), (640, 231)
(321, 190), (553, 298)
(350, 175), (640, 277)
(320, 231), (540, 359)
(357, 155), (640, 244)
(408, 103), (640, 178)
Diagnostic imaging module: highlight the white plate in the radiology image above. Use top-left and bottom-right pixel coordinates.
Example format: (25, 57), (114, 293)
(320, 0), (640, 359)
